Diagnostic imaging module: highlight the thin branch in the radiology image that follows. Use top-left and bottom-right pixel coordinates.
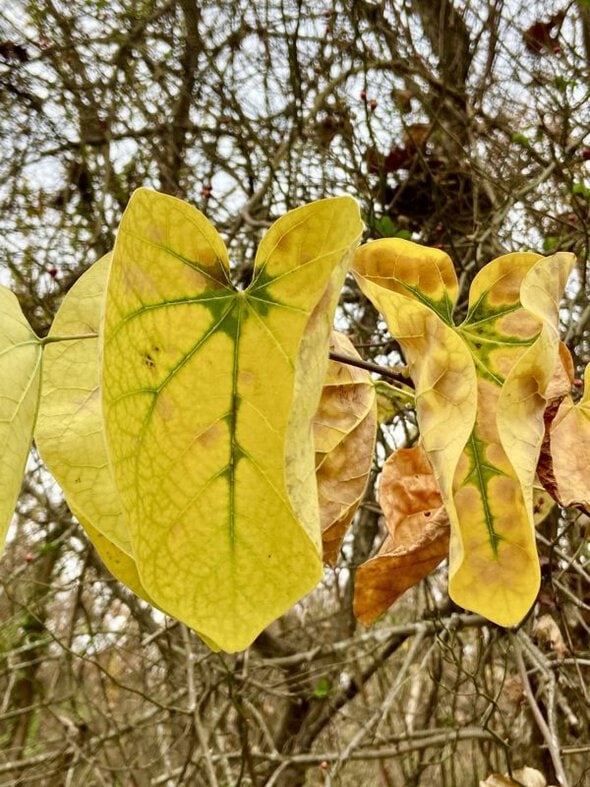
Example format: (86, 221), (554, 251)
(328, 350), (414, 387)
(511, 631), (570, 787)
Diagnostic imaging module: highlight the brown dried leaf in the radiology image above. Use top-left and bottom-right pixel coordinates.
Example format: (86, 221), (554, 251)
(523, 12), (564, 55)
(318, 411), (378, 564)
(314, 332), (375, 454)
(315, 332), (377, 564)
(402, 123), (431, 150)
(380, 444), (443, 543)
(353, 445), (449, 625)
(537, 343), (576, 505)
(354, 512), (449, 625)
(542, 363), (590, 509)
(532, 614), (568, 660)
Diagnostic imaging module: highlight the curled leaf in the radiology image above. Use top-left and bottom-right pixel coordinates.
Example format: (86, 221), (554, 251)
(315, 332), (377, 564)
(354, 445), (449, 625)
(314, 332), (376, 454)
(532, 613), (567, 659)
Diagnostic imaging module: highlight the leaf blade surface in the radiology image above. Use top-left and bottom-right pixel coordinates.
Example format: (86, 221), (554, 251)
(103, 189), (362, 651)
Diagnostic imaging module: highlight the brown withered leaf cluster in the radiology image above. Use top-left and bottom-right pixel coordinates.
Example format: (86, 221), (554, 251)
(354, 445), (450, 625)
(315, 332), (378, 565)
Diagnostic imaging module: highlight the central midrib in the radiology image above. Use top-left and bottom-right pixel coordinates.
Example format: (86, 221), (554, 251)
(227, 297), (243, 548)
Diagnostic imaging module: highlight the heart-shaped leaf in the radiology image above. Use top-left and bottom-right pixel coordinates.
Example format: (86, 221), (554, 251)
(102, 189), (362, 651)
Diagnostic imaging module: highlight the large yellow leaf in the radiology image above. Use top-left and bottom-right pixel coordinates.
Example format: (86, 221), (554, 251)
(449, 253), (544, 624)
(314, 332), (377, 564)
(34, 254), (133, 555)
(0, 287), (42, 550)
(353, 241), (573, 626)
(102, 188), (362, 651)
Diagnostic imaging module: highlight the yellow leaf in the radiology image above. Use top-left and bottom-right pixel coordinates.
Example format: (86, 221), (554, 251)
(314, 332), (377, 564)
(499, 252), (573, 499)
(102, 188), (363, 652)
(354, 445), (449, 625)
(35, 254), (132, 555)
(0, 287), (42, 550)
(354, 241), (574, 626)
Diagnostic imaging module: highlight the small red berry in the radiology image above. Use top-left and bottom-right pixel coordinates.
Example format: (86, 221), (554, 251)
(573, 379), (584, 388)
(369, 99), (378, 111)
(567, 214), (578, 223)
(360, 89), (367, 101)
(320, 761), (329, 770)
(48, 267), (58, 277)
(25, 553), (34, 563)
(582, 148), (590, 161)
(200, 185), (213, 199)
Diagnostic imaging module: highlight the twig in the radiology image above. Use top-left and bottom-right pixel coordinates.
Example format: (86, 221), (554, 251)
(329, 629), (430, 779)
(151, 726), (497, 785)
(511, 631), (569, 787)
(329, 350), (414, 387)
(181, 625), (219, 787)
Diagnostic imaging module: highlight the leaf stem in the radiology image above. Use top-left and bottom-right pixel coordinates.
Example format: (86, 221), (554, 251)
(328, 350), (414, 388)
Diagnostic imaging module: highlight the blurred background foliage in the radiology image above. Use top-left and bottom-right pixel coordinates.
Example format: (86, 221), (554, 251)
(0, 1), (589, 785)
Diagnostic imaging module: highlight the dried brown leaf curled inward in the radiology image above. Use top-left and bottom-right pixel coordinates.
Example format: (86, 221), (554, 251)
(315, 332), (378, 564)
(353, 445), (450, 626)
